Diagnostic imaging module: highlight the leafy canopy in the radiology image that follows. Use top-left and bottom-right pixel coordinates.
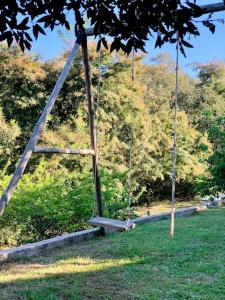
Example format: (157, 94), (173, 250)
(0, 0), (217, 54)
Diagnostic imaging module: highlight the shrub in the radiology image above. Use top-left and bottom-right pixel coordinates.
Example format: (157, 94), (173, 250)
(0, 163), (135, 246)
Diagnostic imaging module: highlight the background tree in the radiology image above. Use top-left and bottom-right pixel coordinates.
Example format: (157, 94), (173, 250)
(0, 45), (46, 131)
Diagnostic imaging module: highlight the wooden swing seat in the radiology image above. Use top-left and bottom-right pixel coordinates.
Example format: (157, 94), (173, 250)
(88, 217), (135, 231)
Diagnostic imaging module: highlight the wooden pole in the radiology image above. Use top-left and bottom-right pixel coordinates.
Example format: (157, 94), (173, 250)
(0, 33), (83, 215)
(33, 148), (95, 155)
(81, 33), (105, 236)
(170, 33), (179, 239)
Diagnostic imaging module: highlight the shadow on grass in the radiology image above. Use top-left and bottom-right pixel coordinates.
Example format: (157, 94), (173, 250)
(1, 209), (225, 299)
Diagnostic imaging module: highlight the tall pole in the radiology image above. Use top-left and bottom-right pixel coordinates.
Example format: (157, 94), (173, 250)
(81, 33), (105, 236)
(170, 33), (179, 239)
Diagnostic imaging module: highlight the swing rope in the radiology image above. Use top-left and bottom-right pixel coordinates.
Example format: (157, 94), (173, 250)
(170, 32), (179, 239)
(126, 48), (135, 228)
(91, 45), (135, 230)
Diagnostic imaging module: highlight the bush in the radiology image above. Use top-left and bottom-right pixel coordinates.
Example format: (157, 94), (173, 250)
(100, 170), (137, 220)
(0, 163), (135, 247)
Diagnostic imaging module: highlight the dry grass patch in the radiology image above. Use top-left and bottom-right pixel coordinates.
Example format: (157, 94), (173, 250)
(135, 200), (199, 216)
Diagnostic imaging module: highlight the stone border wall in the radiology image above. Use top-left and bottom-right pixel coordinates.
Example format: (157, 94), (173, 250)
(132, 206), (198, 225)
(0, 228), (100, 262)
(0, 206), (205, 262)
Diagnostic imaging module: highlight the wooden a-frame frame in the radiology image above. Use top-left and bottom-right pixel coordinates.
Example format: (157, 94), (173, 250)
(0, 31), (105, 234)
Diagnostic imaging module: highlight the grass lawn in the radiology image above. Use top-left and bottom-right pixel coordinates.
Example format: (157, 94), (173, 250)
(1, 208), (225, 300)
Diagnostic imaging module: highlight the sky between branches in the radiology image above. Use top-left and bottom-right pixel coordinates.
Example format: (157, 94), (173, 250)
(31, 0), (225, 77)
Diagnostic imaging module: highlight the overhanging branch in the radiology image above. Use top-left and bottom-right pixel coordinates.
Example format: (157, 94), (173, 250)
(201, 2), (225, 14)
(85, 2), (225, 37)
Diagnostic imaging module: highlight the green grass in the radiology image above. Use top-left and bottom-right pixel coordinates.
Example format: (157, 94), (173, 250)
(1, 209), (225, 300)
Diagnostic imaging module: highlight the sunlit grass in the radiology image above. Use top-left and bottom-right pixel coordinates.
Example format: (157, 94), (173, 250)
(0, 257), (134, 284)
(1, 208), (225, 299)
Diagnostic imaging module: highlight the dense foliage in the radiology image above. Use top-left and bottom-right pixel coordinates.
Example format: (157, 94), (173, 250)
(0, 44), (224, 246)
(0, 1), (218, 54)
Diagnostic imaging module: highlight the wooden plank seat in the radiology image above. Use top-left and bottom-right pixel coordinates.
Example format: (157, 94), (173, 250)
(88, 217), (135, 231)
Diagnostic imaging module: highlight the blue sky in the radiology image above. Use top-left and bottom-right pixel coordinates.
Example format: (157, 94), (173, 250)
(31, 1), (225, 77)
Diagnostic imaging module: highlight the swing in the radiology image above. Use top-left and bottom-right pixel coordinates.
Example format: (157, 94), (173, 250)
(89, 217), (135, 231)
(90, 36), (180, 235)
(88, 47), (136, 232)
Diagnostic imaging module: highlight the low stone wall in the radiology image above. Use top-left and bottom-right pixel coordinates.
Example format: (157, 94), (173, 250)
(0, 206), (201, 262)
(0, 228), (100, 262)
(200, 199), (225, 209)
(132, 206), (198, 225)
